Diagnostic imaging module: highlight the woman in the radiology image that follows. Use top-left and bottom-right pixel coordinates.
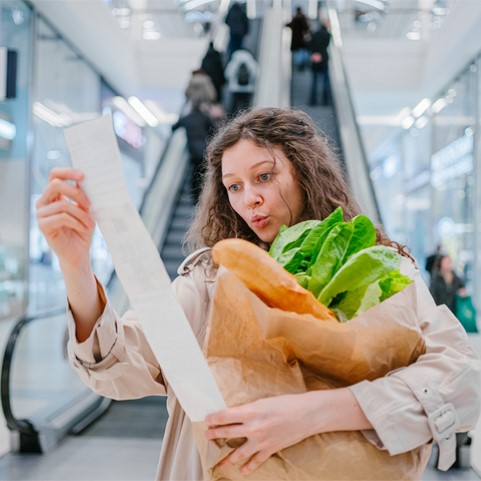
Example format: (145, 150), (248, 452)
(36, 108), (480, 480)
(430, 254), (466, 314)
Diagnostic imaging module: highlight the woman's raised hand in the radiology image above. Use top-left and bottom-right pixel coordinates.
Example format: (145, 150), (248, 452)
(36, 167), (95, 269)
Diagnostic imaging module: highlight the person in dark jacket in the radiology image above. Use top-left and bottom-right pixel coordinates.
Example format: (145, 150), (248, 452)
(429, 254), (466, 314)
(225, 2), (249, 62)
(185, 69), (216, 110)
(201, 42), (226, 103)
(308, 22), (331, 105)
(286, 7), (310, 70)
(172, 107), (215, 203)
(425, 243), (443, 280)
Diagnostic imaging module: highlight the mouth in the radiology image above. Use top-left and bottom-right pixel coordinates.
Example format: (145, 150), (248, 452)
(251, 215), (269, 229)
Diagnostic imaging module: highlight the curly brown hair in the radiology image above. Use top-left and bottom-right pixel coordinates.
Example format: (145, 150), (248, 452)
(185, 107), (410, 258)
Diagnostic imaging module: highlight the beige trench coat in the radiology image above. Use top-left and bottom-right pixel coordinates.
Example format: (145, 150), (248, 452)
(67, 249), (481, 481)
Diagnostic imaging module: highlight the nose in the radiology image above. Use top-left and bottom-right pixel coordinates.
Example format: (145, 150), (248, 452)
(243, 184), (263, 209)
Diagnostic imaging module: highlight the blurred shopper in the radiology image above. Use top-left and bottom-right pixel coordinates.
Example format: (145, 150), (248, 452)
(224, 49), (257, 114)
(185, 69), (216, 110)
(201, 41), (226, 103)
(308, 21), (332, 106)
(429, 254), (466, 314)
(286, 6), (310, 71)
(225, 1), (249, 62)
(172, 106), (215, 203)
(425, 243), (443, 281)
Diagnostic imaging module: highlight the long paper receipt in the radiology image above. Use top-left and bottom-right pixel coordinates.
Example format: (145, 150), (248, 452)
(64, 115), (226, 421)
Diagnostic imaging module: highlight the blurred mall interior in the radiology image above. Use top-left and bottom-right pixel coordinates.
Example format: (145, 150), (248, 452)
(0, 0), (480, 479)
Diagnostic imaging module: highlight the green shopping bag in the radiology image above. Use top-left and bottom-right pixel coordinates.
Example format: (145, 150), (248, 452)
(455, 295), (479, 333)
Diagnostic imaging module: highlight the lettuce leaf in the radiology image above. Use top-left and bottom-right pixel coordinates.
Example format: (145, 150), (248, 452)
(273, 206), (344, 273)
(269, 220), (320, 260)
(341, 214), (376, 264)
(307, 221), (354, 297)
(318, 246), (401, 306)
(331, 269), (413, 320)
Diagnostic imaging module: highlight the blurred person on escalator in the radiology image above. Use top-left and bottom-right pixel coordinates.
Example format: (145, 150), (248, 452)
(185, 69), (216, 111)
(286, 6), (310, 71)
(224, 49), (257, 114)
(201, 41), (226, 103)
(171, 106), (215, 204)
(308, 21), (332, 106)
(225, 1), (249, 62)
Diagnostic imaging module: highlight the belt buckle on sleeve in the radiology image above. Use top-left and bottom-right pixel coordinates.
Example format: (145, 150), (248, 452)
(427, 403), (458, 442)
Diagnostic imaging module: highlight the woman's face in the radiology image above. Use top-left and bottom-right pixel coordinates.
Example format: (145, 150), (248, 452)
(441, 255), (452, 271)
(221, 139), (304, 243)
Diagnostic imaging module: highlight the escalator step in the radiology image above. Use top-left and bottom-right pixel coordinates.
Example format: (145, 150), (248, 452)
(170, 217), (192, 230)
(161, 245), (184, 259)
(174, 205), (195, 218)
(164, 231), (185, 246)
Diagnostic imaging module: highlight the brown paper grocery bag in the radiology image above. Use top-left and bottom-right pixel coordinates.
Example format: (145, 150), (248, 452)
(192, 271), (431, 480)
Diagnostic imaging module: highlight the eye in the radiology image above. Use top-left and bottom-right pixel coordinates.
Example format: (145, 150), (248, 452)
(259, 172), (272, 182)
(228, 183), (240, 192)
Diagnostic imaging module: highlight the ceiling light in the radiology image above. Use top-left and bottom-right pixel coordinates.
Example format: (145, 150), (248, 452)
(128, 96), (159, 127)
(33, 101), (71, 127)
(0, 117), (16, 140)
(143, 31), (161, 40)
(432, 98), (447, 113)
(432, 7), (448, 15)
(183, 0), (216, 11)
(406, 31), (421, 40)
(112, 96), (145, 127)
(415, 116), (428, 129)
(112, 7), (131, 16)
(144, 100), (179, 124)
(402, 116), (414, 129)
(412, 98), (431, 118)
(354, 0), (386, 11)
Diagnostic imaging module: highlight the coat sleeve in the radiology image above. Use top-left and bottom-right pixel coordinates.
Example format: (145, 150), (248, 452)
(67, 270), (209, 401)
(67, 278), (167, 400)
(348, 259), (481, 471)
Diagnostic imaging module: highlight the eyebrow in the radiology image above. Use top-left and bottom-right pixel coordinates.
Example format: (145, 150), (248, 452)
(222, 160), (275, 179)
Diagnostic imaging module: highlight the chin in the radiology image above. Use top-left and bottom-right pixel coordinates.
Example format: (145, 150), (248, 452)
(256, 230), (276, 244)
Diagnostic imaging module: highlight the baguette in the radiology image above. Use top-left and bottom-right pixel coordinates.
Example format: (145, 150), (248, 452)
(212, 238), (337, 321)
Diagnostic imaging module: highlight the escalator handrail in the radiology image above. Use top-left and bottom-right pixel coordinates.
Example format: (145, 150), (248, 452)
(1, 307), (66, 435)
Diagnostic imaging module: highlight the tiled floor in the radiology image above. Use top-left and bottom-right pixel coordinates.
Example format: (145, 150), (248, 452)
(0, 435), (479, 481)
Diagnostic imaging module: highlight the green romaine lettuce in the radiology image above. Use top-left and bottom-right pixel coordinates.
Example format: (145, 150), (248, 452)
(318, 246), (402, 306)
(268, 207), (413, 321)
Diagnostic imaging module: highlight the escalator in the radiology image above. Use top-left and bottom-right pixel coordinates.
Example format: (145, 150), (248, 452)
(290, 66), (343, 161)
(287, 5), (381, 226)
(160, 166), (196, 280)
